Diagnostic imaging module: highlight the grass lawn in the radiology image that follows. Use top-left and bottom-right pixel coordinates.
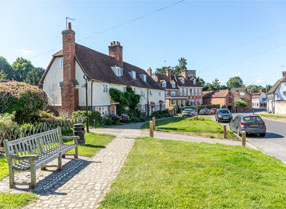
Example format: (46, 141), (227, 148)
(100, 137), (286, 209)
(142, 116), (239, 140)
(0, 157), (8, 181)
(258, 113), (286, 121)
(64, 131), (115, 157)
(0, 192), (37, 209)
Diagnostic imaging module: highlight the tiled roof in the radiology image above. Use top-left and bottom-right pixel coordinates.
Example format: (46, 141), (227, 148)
(154, 73), (201, 89)
(46, 44), (163, 90)
(267, 76), (286, 94)
(203, 89), (230, 98)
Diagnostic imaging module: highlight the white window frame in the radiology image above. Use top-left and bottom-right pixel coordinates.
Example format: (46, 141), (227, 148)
(103, 84), (109, 93)
(181, 78), (185, 84)
(188, 88), (190, 96)
(172, 82), (176, 88)
(162, 81), (166, 88)
(179, 88), (182, 96)
(184, 88), (187, 96)
(59, 57), (64, 68)
(171, 91), (175, 96)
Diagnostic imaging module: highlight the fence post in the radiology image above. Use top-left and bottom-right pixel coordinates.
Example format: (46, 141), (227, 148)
(241, 131), (246, 147)
(149, 121), (154, 138)
(223, 125), (227, 139)
(152, 117), (156, 130)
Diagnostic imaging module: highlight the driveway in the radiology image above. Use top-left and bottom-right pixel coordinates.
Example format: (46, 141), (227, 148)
(209, 114), (286, 162)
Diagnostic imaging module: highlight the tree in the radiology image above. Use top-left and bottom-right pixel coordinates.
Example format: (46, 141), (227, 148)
(212, 78), (221, 90)
(196, 77), (205, 87)
(226, 76), (243, 89)
(24, 67), (45, 85)
(173, 57), (187, 75)
(0, 56), (14, 80)
(155, 66), (172, 74)
(266, 84), (272, 93)
(12, 57), (34, 82)
(234, 99), (247, 108)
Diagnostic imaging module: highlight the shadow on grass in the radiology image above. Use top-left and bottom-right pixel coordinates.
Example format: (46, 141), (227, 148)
(83, 144), (106, 149)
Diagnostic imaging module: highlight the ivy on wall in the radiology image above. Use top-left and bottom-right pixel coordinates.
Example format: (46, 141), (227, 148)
(109, 86), (140, 115)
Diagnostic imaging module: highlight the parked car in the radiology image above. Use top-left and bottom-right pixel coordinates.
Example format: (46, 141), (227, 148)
(229, 115), (266, 137)
(182, 108), (196, 117)
(199, 108), (211, 115)
(210, 108), (217, 114)
(215, 109), (232, 122)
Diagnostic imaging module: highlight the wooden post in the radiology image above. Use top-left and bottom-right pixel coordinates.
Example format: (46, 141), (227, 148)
(152, 117), (156, 130)
(149, 121), (154, 138)
(242, 131), (246, 147)
(223, 125), (227, 139)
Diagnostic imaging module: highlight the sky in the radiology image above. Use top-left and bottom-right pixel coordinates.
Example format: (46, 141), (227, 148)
(1, 0), (286, 86)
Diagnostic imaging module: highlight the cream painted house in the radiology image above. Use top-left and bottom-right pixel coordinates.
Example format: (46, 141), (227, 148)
(40, 23), (165, 116)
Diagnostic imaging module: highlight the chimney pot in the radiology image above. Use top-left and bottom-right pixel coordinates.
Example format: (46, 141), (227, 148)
(68, 22), (72, 30)
(109, 41), (123, 66)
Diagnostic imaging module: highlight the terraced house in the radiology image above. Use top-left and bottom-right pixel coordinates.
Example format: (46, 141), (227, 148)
(40, 23), (165, 116)
(151, 69), (203, 108)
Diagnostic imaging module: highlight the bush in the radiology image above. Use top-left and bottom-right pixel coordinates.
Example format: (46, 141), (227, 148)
(181, 104), (220, 111)
(72, 110), (102, 125)
(0, 81), (48, 123)
(102, 117), (113, 126)
(151, 110), (170, 118)
(0, 113), (17, 132)
(120, 114), (130, 123)
(109, 115), (121, 125)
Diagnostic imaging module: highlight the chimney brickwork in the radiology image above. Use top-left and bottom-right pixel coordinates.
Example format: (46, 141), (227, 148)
(147, 67), (152, 77)
(61, 22), (78, 115)
(109, 41), (123, 66)
(166, 69), (171, 78)
(181, 69), (188, 78)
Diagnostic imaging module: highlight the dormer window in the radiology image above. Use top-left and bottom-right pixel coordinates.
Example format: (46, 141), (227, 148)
(172, 82), (176, 88)
(181, 78), (185, 84)
(59, 57), (63, 68)
(111, 66), (123, 77)
(162, 81), (166, 88)
(193, 79), (196, 85)
(128, 70), (136, 79)
(139, 74), (147, 82)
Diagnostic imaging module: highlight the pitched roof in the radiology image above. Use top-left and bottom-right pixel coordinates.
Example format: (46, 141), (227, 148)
(154, 73), (201, 89)
(267, 76), (286, 94)
(203, 89), (230, 98)
(41, 43), (163, 90)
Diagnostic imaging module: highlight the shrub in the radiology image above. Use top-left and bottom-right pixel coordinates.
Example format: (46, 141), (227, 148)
(0, 113), (17, 132)
(234, 99), (247, 107)
(102, 117), (113, 126)
(119, 114), (130, 123)
(0, 81), (48, 123)
(181, 104), (220, 111)
(72, 110), (102, 125)
(110, 115), (121, 125)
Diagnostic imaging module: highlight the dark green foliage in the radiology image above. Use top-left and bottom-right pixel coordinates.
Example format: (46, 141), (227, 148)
(266, 84), (272, 93)
(246, 85), (265, 93)
(234, 99), (247, 107)
(226, 76), (243, 89)
(0, 81), (48, 123)
(101, 117), (113, 126)
(155, 57), (188, 76)
(72, 110), (102, 125)
(181, 104), (220, 111)
(109, 86), (140, 115)
(155, 66), (172, 74)
(151, 110), (170, 118)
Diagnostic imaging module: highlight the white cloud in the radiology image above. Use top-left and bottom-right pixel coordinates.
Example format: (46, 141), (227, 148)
(21, 49), (33, 55)
(255, 78), (265, 84)
(232, 72), (241, 77)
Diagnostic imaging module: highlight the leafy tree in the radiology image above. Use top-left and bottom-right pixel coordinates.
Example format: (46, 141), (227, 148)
(234, 99), (247, 108)
(226, 76), (243, 89)
(220, 85), (228, 90)
(266, 84), (272, 93)
(196, 77), (205, 87)
(173, 57), (187, 75)
(12, 57), (34, 82)
(0, 56), (14, 80)
(155, 66), (172, 74)
(24, 67), (45, 85)
(212, 78), (221, 90)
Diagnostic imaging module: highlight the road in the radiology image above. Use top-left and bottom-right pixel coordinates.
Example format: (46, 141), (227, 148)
(209, 113), (286, 162)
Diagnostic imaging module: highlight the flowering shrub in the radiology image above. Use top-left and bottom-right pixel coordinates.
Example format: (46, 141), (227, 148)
(0, 81), (48, 123)
(119, 114), (130, 123)
(72, 110), (102, 125)
(0, 113), (18, 132)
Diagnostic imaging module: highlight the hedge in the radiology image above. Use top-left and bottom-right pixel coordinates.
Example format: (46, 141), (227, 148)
(181, 104), (220, 111)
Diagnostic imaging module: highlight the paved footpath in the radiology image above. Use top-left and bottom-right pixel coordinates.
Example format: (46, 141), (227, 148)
(24, 125), (142, 209)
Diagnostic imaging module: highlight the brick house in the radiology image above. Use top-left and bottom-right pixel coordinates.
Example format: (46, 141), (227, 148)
(39, 23), (165, 116)
(151, 69), (203, 108)
(231, 85), (252, 112)
(203, 89), (234, 111)
(267, 71), (286, 114)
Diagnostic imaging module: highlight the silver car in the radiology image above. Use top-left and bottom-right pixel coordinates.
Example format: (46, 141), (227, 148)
(229, 115), (266, 137)
(182, 108), (196, 117)
(215, 109), (232, 122)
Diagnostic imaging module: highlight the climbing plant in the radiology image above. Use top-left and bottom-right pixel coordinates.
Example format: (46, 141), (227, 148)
(109, 86), (140, 115)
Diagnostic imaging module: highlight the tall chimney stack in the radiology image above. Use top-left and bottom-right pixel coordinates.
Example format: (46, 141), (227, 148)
(61, 22), (78, 115)
(181, 69), (188, 78)
(109, 41), (123, 66)
(166, 69), (171, 78)
(147, 67), (152, 77)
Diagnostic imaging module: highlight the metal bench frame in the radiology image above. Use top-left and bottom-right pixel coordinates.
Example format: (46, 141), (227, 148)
(3, 127), (79, 189)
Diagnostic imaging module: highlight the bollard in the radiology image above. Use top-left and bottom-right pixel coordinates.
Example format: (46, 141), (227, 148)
(152, 117), (156, 130)
(242, 131), (246, 147)
(223, 125), (227, 139)
(149, 121), (154, 138)
(93, 120), (96, 128)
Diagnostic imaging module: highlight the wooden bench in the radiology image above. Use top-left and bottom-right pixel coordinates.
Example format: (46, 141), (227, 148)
(3, 127), (79, 189)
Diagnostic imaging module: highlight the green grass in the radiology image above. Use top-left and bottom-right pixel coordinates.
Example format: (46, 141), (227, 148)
(64, 132), (115, 157)
(258, 113), (286, 120)
(0, 192), (37, 209)
(100, 137), (286, 209)
(0, 158), (8, 181)
(142, 117), (239, 140)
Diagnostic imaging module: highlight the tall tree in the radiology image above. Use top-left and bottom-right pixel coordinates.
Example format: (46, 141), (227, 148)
(24, 67), (45, 85)
(265, 84), (272, 93)
(212, 78), (221, 90)
(196, 77), (205, 87)
(155, 66), (172, 74)
(0, 56), (14, 80)
(173, 57), (187, 75)
(12, 57), (34, 82)
(226, 76), (243, 89)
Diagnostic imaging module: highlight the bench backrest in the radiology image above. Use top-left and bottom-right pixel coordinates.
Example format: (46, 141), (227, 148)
(4, 127), (63, 166)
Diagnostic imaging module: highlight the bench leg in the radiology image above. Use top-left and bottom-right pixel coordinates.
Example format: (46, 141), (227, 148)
(57, 154), (62, 171)
(30, 165), (36, 189)
(74, 145), (78, 159)
(62, 154), (66, 158)
(41, 166), (47, 170)
(9, 167), (14, 189)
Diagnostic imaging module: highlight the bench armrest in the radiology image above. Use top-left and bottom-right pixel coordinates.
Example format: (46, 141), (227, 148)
(10, 154), (38, 161)
(62, 136), (80, 144)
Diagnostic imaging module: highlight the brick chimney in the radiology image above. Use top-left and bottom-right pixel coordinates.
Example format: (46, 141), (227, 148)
(166, 68), (171, 78)
(147, 67), (152, 77)
(181, 69), (188, 78)
(283, 71), (286, 78)
(61, 22), (78, 115)
(109, 41), (123, 66)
